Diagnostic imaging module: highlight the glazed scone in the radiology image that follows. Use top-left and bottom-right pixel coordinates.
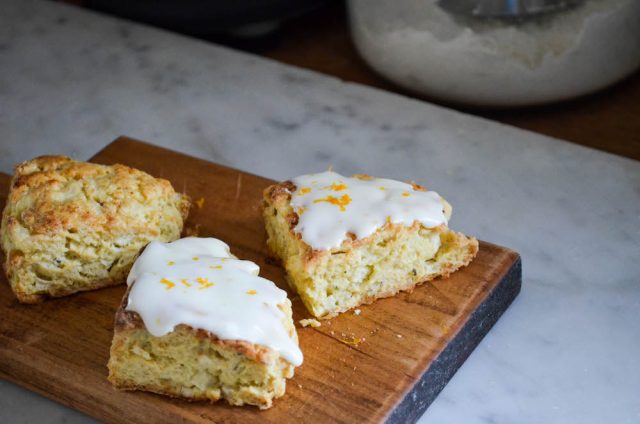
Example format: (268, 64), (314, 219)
(263, 171), (479, 319)
(107, 237), (303, 410)
(0, 155), (190, 303)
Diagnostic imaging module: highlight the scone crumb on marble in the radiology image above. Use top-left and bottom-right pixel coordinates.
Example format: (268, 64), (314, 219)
(0, 155), (190, 303)
(263, 171), (478, 319)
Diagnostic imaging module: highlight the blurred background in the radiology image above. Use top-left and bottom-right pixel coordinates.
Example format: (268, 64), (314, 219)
(58, 0), (640, 161)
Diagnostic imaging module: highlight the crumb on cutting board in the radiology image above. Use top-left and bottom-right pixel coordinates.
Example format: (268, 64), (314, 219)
(341, 337), (362, 346)
(184, 223), (201, 237)
(299, 318), (321, 328)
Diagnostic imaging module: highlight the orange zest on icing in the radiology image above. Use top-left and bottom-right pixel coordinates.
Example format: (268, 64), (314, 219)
(402, 192), (411, 197)
(160, 278), (175, 290)
(209, 265), (223, 270)
(328, 183), (348, 191)
(246, 290), (257, 295)
(195, 197), (205, 209)
(313, 194), (352, 212)
(297, 207), (307, 216)
(180, 279), (191, 287)
(378, 186), (386, 191)
(196, 277), (214, 289)
(298, 187), (312, 195)
(167, 261), (175, 266)
(192, 256), (200, 261)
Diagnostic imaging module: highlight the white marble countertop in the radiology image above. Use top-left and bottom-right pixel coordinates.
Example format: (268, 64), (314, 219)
(1, 0), (639, 423)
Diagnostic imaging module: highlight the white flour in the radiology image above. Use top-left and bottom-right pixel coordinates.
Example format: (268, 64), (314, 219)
(349, 0), (640, 106)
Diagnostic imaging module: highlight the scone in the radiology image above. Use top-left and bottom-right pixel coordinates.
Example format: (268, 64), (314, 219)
(0, 155), (190, 303)
(107, 237), (303, 410)
(263, 171), (479, 319)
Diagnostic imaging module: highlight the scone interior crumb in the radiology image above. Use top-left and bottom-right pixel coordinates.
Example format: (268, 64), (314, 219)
(108, 326), (294, 410)
(299, 318), (322, 328)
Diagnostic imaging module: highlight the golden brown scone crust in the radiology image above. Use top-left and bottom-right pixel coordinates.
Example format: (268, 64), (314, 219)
(263, 177), (478, 319)
(0, 155), (190, 303)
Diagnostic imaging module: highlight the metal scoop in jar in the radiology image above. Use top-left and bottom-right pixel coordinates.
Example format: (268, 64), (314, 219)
(437, 0), (583, 21)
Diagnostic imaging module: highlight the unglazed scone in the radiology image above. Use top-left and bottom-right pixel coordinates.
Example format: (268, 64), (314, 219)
(263, 171), (479, 319)
(107, 237), (303, 410)
(0, 156), (190, 303)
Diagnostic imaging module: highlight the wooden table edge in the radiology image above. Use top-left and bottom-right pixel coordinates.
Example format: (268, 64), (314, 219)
(385, 253), (522, 423)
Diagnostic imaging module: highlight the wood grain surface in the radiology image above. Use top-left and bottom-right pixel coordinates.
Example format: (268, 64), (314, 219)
(0, 137), (521, 423)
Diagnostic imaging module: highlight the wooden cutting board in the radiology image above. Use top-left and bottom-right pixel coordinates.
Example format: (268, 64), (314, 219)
(0, 137), (521, 423)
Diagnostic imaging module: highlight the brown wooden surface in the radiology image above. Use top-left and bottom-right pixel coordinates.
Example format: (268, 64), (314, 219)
(0, 137), (520, 423)
(263, 2), (640, 161)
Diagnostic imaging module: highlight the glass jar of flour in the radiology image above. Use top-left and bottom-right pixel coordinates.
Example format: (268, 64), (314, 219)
(348, 0), (640, 106)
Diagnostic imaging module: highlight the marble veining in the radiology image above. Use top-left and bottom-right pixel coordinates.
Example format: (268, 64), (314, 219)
(1, 0), (639, 423)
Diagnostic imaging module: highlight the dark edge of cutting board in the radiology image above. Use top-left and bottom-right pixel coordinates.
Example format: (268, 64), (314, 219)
(387, 257), (522, 423)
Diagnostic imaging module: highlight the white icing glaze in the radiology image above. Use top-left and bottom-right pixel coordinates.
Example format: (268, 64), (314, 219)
(290, 171), (447, 250)
(125, 237), (303, 366)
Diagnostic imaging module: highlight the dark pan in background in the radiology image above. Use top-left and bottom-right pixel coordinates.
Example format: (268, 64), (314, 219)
(85, 0), (328, 51)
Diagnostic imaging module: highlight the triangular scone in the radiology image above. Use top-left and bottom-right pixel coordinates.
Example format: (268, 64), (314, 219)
(0, 156), (190, 303)
(263, 171), (478, 319)
(107, 237), (302, 410)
